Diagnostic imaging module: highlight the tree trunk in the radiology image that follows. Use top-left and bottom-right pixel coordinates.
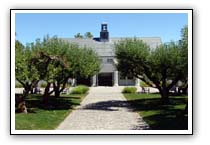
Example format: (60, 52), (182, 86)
(30, 88), (34, 94)
(184, 103), (188, 114)
(53, 78), (69, 98)
(54, 86), (60, 97)
(53, 82), (61, 97)
(15, 94), (28, 114)
(182, 85), (188, 95)
(43, 83), (51, 105)
(23, 85), (31, 99)
(160, 88), (169, 104)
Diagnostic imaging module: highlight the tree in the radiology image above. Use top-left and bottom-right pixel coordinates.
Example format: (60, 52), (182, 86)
(31, 36), (100, 103)
(74, 33), (83, 38)
(15, 40), (40, 113)
(84, 32), (93, 38)
(115, 34), (188, 104)
(178, 25), (188, 94)
(74, 32), (94, 39)
(30, 36), (72, 103)
(16, 35), (100, 105)
(15, 40), (39, 97)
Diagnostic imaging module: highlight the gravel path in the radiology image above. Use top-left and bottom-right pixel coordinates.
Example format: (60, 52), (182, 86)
(56, 87), (149, 130)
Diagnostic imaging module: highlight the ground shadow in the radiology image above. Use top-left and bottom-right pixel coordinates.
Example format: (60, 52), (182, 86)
(126, 97), (188, 130)
(81, 100), (132, 111)
(24, 95), (81, 111)
(81, 96), (188, 130)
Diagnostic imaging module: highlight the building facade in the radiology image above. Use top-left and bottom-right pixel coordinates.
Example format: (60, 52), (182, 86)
(63, 23), (162, 86)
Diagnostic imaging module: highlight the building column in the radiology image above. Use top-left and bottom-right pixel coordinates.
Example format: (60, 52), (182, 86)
(135, 78), (140, 86)
(71, 78), (76, 87)
(92, 75), (97, 87)
(114, 71), (119, 86)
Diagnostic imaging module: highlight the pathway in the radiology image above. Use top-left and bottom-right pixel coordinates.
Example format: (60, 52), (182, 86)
(56, 86), (149, 130)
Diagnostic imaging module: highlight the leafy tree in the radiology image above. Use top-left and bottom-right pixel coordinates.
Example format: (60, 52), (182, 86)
(74, 32), (94, 39)
(84, 32), (93, 38)
(115, 33), (188, 103)
(15, 40), (39, 97)
(178, 25), (188, 94)
(15, 40), (40, 113)
(74, 33), (83, 38)
(16, 35), (100, 105)
(30, 36), (72, 103)
(65, 46), (100, 79)
(30, 36), (100, 103)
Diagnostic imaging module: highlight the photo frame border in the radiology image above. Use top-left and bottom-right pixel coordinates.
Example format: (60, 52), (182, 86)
(10, 8), (193, 135)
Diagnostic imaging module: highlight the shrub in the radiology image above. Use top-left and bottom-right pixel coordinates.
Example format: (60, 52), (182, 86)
(71, 85), (89, 94)
(40, 82), (47, 88)
(140, 81), (150, 87)
(122, 87), (137, 93)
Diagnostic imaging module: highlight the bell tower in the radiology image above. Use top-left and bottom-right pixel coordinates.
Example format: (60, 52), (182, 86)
(100, 23), (109, 42)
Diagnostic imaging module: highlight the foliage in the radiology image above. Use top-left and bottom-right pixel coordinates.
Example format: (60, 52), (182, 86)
(15, 40), (40, 96)
(74, 33), (83, 38)
(140, 81), (150, 87)
(178, 25), (188, 84)
(124, 93), (188, 130)
(122, 87), (137, 93)
(84, 32), (93, 38)
(15, 82), (23, 88)
(26, 36), (100, 99)
(115, 26), (188, 103)
(71, 85), (89, 94)
(65, 46), (100, 79)
(40, 81), (47, 88)
(74, 32), (94, 39)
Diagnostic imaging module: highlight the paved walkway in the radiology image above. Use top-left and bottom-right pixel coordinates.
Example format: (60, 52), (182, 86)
(56, 87), (149, 130)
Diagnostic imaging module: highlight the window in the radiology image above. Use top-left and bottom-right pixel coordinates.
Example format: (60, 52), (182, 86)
(127, 74), (134, 79)
(107, 58), (113, 63)
(119, 72), (126, 79)
(119, 73), (133, 80)
(120, 74), (126, 79)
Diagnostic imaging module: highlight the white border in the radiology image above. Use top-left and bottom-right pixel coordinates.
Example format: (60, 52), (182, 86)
(11, 9), (193, 135)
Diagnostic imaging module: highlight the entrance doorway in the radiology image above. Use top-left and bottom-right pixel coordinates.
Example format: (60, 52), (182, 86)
(76, 76), (91, 86)
(98, 73), (113, 86)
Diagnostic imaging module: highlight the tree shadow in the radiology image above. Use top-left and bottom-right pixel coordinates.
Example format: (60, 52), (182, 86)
(143, 112), (188, 130)
(81, 100), (132, 111)
(24, 95), (81, 111)
(81, 96), (188, 130)
(126, 97), (188, 130)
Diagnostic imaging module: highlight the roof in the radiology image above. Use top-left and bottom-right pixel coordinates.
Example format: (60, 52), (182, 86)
(62, 37), (162, 57)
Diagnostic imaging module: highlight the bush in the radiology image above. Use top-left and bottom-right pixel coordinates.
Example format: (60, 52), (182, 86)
(40, 82), (47, 88)
(122, 87), (137, 93)
(71, 85), (89, 94)
(140, 81), (150, 87)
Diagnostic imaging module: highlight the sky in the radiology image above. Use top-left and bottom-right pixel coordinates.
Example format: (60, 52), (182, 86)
(15, 12), (188, 45)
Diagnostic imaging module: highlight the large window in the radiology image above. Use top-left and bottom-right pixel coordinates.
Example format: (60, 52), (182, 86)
(107, 58), (113, 63)
(119, 73), (133, 80)
(127, 74), (134, 79)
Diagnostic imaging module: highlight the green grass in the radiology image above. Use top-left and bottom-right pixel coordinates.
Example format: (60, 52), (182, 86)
(124, 93), (188, 130)
(15, 94), (86, 130)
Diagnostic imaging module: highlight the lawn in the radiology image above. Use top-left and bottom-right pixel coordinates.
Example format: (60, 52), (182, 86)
(124, 93), (188, 130)
(15, 93), (86, 130)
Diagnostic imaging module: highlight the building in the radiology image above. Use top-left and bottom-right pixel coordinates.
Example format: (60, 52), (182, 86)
(63, 23), (161, 86)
